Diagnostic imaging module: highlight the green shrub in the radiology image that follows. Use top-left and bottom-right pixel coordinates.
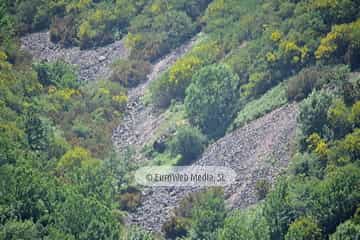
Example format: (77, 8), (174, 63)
(287, 65), (350, 101)
(185, 64), (239, 139)
(189, 189), (225, 240)
(218, 208), (270, 240)
(149, 40), (223, 108)
(77, 7), (117, 49)
(229, 83), (287, 131)
(110, 59), (151, 88)
(33, 60), (79, 89)
(148, 72), (174, 108)
(123, 226), (156, 240)
(299, 90), (333, 138)
(288, 153), (324, 178)
(50, 16), (77, 47)
(127, 10), (196, 61)
(263, 179), (294, 240)
(330, 220), (360, 240)
(327, 99), (352, 139)
(152, 152), (180, 166)
(169, 0), (212, 20)
(309, 164), (360, 234)
(285, 216), (323, 240)
(119, 188), (141, 212)
(150, 56), (203, 108)
(169, 125), (206, 165)
(162, 216), (189, 239)
(343, 75), (360, 105)
(0, 220), (39, 240)
(287, 67), (321, 101)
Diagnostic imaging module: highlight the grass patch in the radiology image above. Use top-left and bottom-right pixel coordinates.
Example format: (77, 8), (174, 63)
(229, 83), (287, 132)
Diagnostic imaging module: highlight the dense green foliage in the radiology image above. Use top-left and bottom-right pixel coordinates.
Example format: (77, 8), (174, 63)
(110, 59), (151, 88)
(168, 125), (206, 165)
(125, 0), (211, 61)
(0, 0), (210, 51)
(1, 0), (360, 239)
(162, 188), (225, 240)
(229, 83), (287, 131)
(149, 39), (223, 108)
(0, 7), (152, 237)
(185, 64), (239, 139)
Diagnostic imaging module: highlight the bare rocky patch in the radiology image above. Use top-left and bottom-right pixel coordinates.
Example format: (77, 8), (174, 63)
(112, 35), (199, 161)
(127, 103), (298, 232)
(21, 31), (128, 81)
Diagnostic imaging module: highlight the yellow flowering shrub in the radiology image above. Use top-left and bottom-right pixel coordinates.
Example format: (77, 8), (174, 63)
(315, 30), (341, 59)
(206, 0), (225, 15)
(0, 50), (11, 70)
(55, 88), (80, 101)
(307, 133), (329, 157)
(112, 94), (128, 105)
(278, 40), (309, 63)
(125, 33), (143, 50)
(315, 19), (360, 60)
(266, 52), (278, 62)
(98, 87), (110, 95)
(169, 56), (202, 85)
(57, 146), (100, 172)
(270, 30), (282, 42)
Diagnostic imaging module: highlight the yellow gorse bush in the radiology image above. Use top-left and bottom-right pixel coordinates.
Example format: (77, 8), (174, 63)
(270, 30), (282, 42)
(112, 94), (128, 105)
(169, 56), (202, 85)
(315, 18), (360, 59)
(307, 133), (329, 157)
(55, 88), (80, 101)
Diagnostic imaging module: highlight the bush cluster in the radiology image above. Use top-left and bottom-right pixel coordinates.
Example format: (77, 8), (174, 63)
(109, 59), (151, 88)
(168, 125), (206, 165)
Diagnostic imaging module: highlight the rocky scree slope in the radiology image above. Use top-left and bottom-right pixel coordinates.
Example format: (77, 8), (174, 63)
(21, 31), (199, 163)
(128, 103), (299, 232)
(21, 32), (299, 234)
(112, 36), (199, 161)
(21, 31), (128, 81)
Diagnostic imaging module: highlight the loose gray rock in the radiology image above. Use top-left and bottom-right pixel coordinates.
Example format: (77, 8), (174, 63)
(126, 103), (299, 232)
(21, 31), (129, 81)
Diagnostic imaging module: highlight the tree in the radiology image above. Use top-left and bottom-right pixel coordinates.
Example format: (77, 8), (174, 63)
(33, 60), (78, 89)
(330, 220), (360, 240)
(185, 64), (239, 139)
(218, 208), (270, 240)
(169, 125), (206, 165)
(189, 189), (225, 240)
(315, 19), (360, 69)
(109, 59), (151, 88)
(53, 191), (120, 240)
(127, 10), (195, 61)
(327, 99), (352, 139)
(309, 164), (360, 234)
(285, 216), (323, 240)
(263, 179), (295, 240)
(56, 147), (100, 174)
(298, 90), (333, 138)
(25, 111), (49, 151)
(0, 220), (39, 240)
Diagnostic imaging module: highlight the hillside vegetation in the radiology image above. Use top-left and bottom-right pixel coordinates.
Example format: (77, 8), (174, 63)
(1, 0), (360, 239)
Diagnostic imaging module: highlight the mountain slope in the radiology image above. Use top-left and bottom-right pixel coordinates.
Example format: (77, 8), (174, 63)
(128, 103), (298, 232)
